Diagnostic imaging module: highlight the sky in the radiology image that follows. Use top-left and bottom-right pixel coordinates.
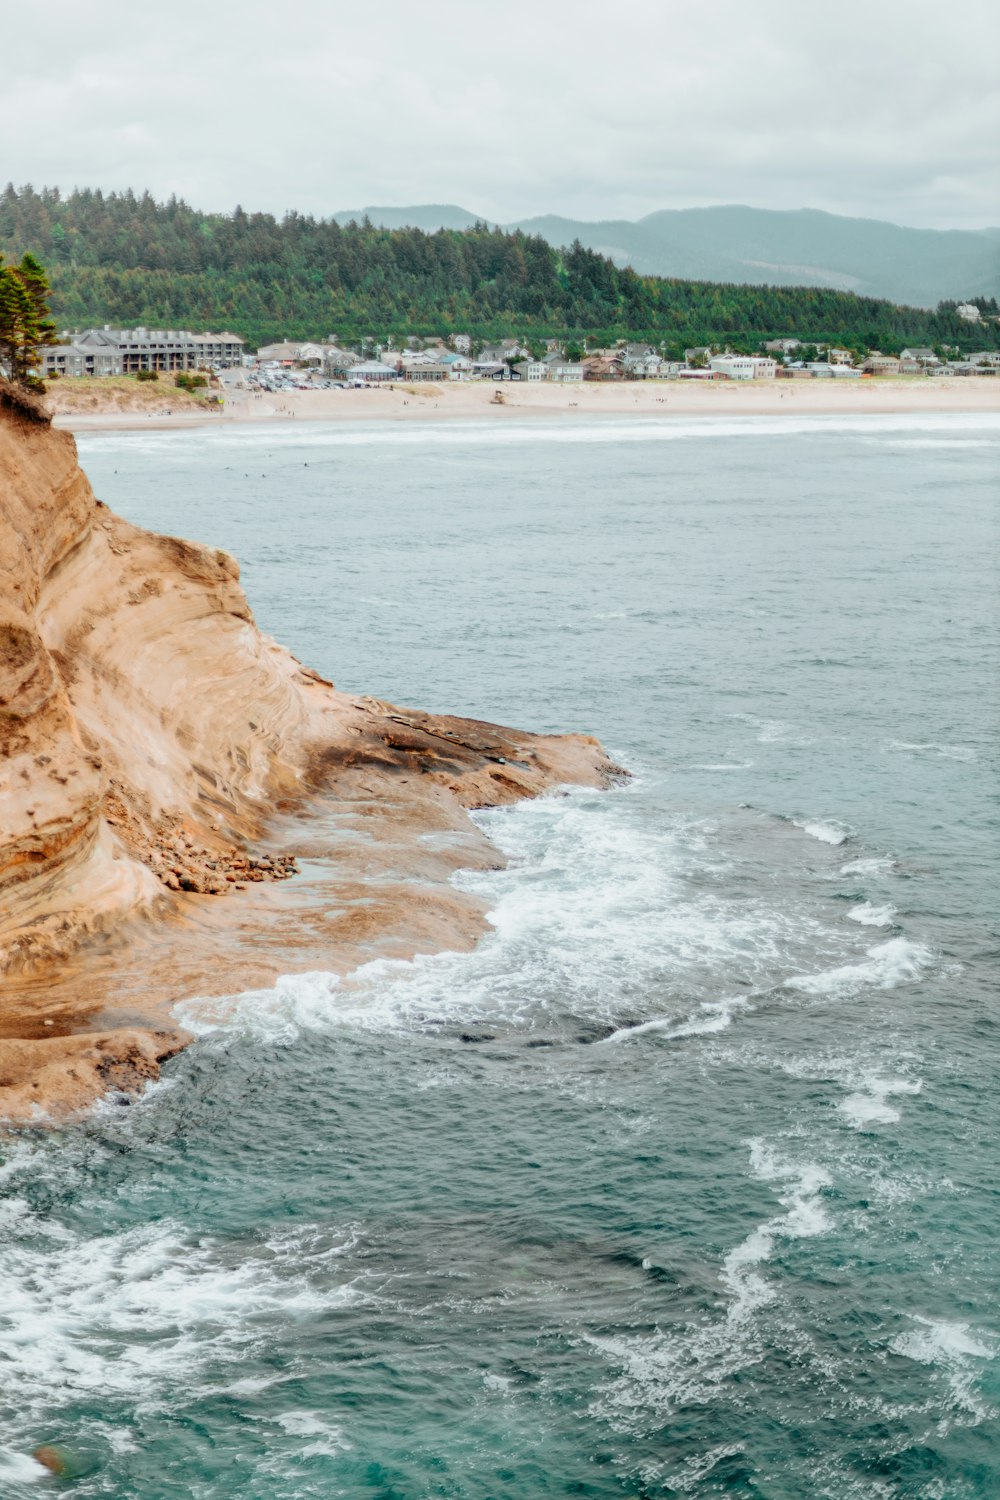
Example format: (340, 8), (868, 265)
(5, 0), (999, 231)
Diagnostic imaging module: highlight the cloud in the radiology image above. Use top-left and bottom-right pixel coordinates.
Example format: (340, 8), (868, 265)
(3, 0), (998, 228)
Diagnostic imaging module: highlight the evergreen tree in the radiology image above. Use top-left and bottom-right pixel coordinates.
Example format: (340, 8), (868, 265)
(0, 252), (55, 387)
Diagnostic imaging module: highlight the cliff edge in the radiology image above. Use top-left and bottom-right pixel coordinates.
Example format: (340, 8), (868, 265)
(0, 384), (618, 1120)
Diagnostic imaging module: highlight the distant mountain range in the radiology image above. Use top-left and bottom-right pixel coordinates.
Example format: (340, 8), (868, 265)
(333, 204), (1000, 309)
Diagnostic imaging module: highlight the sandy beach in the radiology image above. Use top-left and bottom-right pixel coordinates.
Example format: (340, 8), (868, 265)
(49, 375), (1000, 432)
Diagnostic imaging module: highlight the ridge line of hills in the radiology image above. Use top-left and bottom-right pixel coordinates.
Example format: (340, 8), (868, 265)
(332, 203), (1000, 309)
(2, 185), (998, 353)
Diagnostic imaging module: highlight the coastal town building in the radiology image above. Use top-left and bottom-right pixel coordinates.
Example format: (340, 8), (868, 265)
(347, 360), (397, 383)
(621, 344), (662, 378)
(708, 354), (777, 380)
(321, 346), (360, 378)
(956, 303), (982, 322)
(864, 353), (901, 375)
(39, 326), (245, 378)
(549, 361), (585, 383)
(257, 341), (326, 365)
(582, 354), (623, 380)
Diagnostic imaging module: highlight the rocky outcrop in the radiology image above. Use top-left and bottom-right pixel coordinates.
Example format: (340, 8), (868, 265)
(0, 385), (618, 1119)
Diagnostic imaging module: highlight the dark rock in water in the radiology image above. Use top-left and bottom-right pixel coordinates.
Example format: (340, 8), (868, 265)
(525, 1038), (556, 1048)
(459, 1032), (496, 1043)
(576, 1023), (618, 1044)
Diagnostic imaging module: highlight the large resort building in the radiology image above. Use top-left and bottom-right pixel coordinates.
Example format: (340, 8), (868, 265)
(38, 326), (245, 379)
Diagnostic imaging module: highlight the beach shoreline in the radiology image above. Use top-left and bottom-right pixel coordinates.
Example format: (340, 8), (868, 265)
(49, 375), (999, 433)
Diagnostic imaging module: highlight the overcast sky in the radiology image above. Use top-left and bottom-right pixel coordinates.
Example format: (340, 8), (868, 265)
(5, 0), (999, 230)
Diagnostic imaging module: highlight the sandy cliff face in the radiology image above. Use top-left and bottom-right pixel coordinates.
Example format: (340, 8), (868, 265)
(0, 385), (617, 1119)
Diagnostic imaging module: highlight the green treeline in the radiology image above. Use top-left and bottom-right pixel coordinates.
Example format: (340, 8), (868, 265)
(2, 184), (998, 354)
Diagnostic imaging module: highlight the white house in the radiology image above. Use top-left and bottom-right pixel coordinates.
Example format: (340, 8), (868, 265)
(550, 362), (585, 383)
(514, 360), (548, 381)
(708, 354), (776, 380)
(956, 303), (982, 322)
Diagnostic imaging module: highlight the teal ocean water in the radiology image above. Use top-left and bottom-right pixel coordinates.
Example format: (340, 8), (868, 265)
(1, 412), (998, 1497)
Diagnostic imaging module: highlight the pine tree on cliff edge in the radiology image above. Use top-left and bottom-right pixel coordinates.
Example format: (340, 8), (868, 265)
(0, 253), (55, 390)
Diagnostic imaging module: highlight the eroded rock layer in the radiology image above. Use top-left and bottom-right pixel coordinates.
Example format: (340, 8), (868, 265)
(0, 384), (618, 1119)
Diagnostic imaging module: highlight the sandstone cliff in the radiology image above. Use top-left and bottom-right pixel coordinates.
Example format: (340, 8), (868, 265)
(0, 383), (617, 1119)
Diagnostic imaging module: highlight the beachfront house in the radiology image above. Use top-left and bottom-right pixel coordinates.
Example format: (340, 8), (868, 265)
(583, 353), (623, 380)
(621, 344), (662, 378)
(549, 361), (585, 383)
(864, 353), (901, 375)
(708, 354), (777, 380)
(436, 352), (472, 378)
(804, 362), (862, 378)
(514, 360), (549, 381)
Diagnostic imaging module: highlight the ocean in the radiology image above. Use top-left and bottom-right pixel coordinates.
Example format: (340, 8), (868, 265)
(1, 411), (997, 1497)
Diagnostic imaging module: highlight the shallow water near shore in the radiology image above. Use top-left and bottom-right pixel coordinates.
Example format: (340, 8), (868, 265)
(2, 412), (998, 1496)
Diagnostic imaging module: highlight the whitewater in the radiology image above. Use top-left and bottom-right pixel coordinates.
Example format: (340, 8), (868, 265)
(0, 412), (996, 1497)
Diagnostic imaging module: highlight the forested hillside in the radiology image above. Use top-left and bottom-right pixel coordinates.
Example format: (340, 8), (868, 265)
(2, 184), (998, 354)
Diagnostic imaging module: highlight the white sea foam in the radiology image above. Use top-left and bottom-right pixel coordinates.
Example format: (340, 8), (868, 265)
(76, 411), (1000, 461)
(794, 818), (851, 846)
(273, 1411), (351, 1458)
(0, 1450), (45, 1485)
(839, 1075), (922, 1128)
(587, 1140), (833, 1422)
(687, 761), (754, 771)
(176, 787), (833, 1044)
(786, 937), (930, 996)
(893, 1318), (993, 1366)
(874, 438), (999, 450)
(839, 855), (895, 877)
(888, 740), (977, 762)
(601, 995), (751, 1046)
(846, 902), (896, 926)
(0, 1173), (365, 1444)
(891, 1317), (996, 1424)
(722, 1143), (833, 1321)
